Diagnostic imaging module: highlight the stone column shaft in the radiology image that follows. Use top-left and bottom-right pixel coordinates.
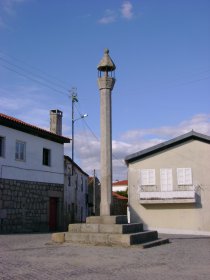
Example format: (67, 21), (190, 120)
(98, 76), (115, 216)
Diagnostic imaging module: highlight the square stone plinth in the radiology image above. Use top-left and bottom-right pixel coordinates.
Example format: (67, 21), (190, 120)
(86, 215), (128, 224)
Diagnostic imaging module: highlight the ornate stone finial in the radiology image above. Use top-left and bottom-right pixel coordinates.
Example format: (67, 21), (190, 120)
(97, 49), (116, 72)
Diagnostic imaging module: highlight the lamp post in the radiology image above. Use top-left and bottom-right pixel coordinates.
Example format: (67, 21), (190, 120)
(71, 91), (88, 176)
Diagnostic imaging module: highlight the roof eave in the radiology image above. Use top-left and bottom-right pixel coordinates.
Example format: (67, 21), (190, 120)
(125, 131), (210, 164)
(0, 118), (70, 144)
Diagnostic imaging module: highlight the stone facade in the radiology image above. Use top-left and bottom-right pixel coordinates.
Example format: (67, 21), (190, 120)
(0, 178), (64, 233)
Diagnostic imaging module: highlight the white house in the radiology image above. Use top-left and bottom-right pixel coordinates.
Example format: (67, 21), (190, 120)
(0, 110), (70, 233)
(125, 131), (210, 236)
(64, 155), (89, 226)
(112, 180), (128, 192)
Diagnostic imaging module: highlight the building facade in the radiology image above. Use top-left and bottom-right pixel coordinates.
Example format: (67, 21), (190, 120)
(64, 156), (89, 227)
(125, 131), (210, 235)
(0, 111), (70, 233)
(88, 176), (101, 216)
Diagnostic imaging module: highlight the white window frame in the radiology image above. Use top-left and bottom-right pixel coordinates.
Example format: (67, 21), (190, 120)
(0, 136), (5, 157)
(160, 168), (173, 191)
(177, 168), (192, 185)
(140, 169), (156, 186)
(15, 140), (26, 161)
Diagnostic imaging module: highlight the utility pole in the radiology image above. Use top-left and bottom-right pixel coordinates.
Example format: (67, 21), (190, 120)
(70, 88), (78, 176)
(93, 169), (96, 215)
(70, 87), (88, 177)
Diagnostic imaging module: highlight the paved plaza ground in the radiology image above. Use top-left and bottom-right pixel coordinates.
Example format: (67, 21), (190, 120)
(0, 233), (210, 280)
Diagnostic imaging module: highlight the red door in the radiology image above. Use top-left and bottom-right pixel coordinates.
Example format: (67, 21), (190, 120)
(49, 197), (57, 231)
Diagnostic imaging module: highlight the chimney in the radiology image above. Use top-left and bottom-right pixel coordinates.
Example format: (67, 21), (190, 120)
(50, 109), (63, 135)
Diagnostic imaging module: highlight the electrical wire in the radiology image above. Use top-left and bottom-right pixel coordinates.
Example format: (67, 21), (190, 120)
(74, 101), (126, 167)
(0, 63), (68, 96)
(0, 50), (70, 89)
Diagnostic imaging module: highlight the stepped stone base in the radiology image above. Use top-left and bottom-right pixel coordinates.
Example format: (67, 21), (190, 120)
(65, 230), (158, 247)
(52, 215), (169, 248)
(86, 215), (128, 224)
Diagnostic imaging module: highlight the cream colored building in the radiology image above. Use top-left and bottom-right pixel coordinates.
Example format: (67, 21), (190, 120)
(125, 131), (210, 236)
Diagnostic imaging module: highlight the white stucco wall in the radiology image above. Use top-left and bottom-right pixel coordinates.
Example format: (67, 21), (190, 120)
(112, 186), (127, 192)
(0, 125), (64, 184)
(128, 140), (210, 235)
(64, 159), (88, 224)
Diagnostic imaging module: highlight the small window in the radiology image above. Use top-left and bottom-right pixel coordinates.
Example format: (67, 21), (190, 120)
(177, 168), (192, 185)
(15, 141), (26, 161)
(81, 176), (83, 192)
(140, 169), (156, 185)
(68, 175), (71, 186)
(43, 148), (51, 166)
(0, 136), (5, 157)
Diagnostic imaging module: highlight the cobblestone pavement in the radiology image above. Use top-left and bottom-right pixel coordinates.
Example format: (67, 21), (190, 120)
(0, 233), (210, 280)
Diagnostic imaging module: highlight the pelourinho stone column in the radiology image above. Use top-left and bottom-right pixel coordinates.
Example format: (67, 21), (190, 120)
(97, 49), (116, 216)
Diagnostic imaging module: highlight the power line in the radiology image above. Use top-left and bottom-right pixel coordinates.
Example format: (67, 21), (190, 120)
(0, 56), (69, 92)
(166, 75), (210, 89)
(0, 63), (68, 96)
(74, 101), (126, 167)
(0, 50), (70, 89)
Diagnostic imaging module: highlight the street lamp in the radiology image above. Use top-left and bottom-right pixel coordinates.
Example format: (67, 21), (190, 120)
(71, 92), (88, 176)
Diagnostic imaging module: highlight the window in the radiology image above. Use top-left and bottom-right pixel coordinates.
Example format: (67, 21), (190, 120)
(0, 136), (5, 157)
(15, 141), (26, 161)
(140, 169), (156, 185)
(81, 176), (83, 192)
(177, 168), (192, 185)
(75, 174), (78, 189)
(68, 175), (71, 186)
(160, 168), (173, 191)
(43, 148), (51, 166)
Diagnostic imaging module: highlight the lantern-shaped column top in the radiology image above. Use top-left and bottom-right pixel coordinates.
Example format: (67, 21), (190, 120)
(97, 49), (116, 77)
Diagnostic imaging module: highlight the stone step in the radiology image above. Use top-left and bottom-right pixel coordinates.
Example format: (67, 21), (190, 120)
(129, 230), (158, 245)
(140, 238), (170, 249)
(86, 215), (128, 225)
(65, 230), (158, 247)
(68, 223), (144, 234)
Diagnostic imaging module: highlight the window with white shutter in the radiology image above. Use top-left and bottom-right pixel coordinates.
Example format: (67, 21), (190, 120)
(140, 169), (155, 186)
(177, 168), (192, 185)
(160, 168), (173, 191)
(15, 140), (26, 161)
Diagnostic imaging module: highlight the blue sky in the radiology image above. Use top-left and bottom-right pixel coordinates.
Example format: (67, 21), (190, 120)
(0, 0), (210, 180)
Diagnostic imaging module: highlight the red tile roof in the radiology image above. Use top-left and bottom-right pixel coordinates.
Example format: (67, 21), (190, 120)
(0, 112), (70, 144)
(112, 180), (128, 186)
(112, 191), (128, 200)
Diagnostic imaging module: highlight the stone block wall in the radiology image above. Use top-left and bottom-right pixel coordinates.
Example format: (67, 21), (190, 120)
(0, 178), (64, 233)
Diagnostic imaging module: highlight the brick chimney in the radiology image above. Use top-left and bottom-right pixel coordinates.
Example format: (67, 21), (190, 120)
(50, 109), (63, 135)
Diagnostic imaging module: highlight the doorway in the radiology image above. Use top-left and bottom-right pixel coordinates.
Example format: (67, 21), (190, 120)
(49, 197), (58, 231)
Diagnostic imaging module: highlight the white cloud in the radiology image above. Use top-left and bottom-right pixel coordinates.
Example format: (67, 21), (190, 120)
(98, 1), (135, 24)
(121, 1), (133, 19)
(121, 114), (210, 143)
(69, 114), (210, 179)
(1, 90), (209, 180)
(98, 9), (116, 24)
(0, 0), (27, 28)
(0, 85), (65, 130)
